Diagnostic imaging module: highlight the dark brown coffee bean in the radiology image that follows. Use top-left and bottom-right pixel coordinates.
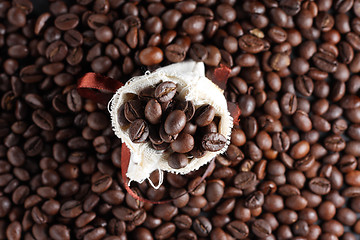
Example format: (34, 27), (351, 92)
(6, 221), (21, 240)
(339, 41), (354, 64)
(194, 105), (216, 127)
(20, 65), (44, 83)
(295, 75), (314, 97)
(312, 52), (338, 73)
(32, 109), (54, 131)
(309, 177), (331, 195)
(202, 132), (227, 152)
(182, 15), (206, 35)
(139, 47), (163, 66)
(193, 216), (212, 237)
(165, 44), (186, 63)
(63, 29), (83, 48)
(238, 34), (264, 53)
(0, 196), (11, 218)
(155, 81), (177, 103)
(168, 153), (188, 169)
(226, 220), (249, 239)
(234, 171), (257, 189)
(124, 100), (144, 123)
(145, 99), (162, 125)
(49, 225), (70, 240)
(164, 110), (186, 135)
(129, 119), (149, 143)
(24, 136), (44, 157)
(55, 13), (79, 31)
(238, 95), (256, 117)
(189, 43), (208, 61)
(280, 93), (297, 115)
(252, 219), (271, 238)
(60, 200), (83, 218)
(245, 191), (264, 209)
(154, 222), (175, 240)
(45, 40), (68, 62)
(171, 133), (194, 153)
(7, 7), (26, 27)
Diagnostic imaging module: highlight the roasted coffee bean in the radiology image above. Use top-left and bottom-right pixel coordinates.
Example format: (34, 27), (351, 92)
(164, 110), (186, 135)
(182, 15), (206, 35)
(202, 133), (227, 152)
(165, 44), (186, 63)
(189, 43), (208, 61)
(124, 100), (144, 122)
(312, 52), (338, 73)
(155, 81), (176, 103)
(144, 99), (162, 125)
(60, 200), (83, 218)
(272, 132), (290, 152)
(226, 220), (249, 239)
(309, 177), (331, 195)
(238, 34), (264, 53)
(193, 216), (212, 237)
(252, 219), (272, 238)
(129, 119), (149, 143)
(280, 93), (297, 115)
(171, 133), (194, 153)
(45, 40), (68, 62)
(49, 225), (70, 240)
(55, 13), (79, 31)
(168, 153), (188, 169)
(245, 191), (264, 209)
(139, 47), (163, 66)
(194, 104), (215, 127)
(234, 172), (257, 189)
(32, 109), (54, 131)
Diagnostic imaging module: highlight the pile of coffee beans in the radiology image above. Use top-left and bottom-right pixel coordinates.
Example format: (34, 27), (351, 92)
(1, 0), (360, 239)
(119, 81), (227, 169)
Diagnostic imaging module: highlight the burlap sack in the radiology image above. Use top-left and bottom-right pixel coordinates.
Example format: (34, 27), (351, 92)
(109, 61), (233, 188)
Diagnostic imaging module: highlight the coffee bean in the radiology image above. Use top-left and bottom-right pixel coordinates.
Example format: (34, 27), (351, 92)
(124, 100), (144, 122)
(309, 177), (331, 195)
(55, 13), (79, 31)
(251, 219), (271, 238)
(7, 7), (26, 27)
(189, 43), (208, 61)
(171, 133), (194, 153)
(272, 132), (290, 152)
(193, 216), (212, 237)
(139, 47), (163, 66)
(168, 153), (188, 169)
(238, 34), (265, 54)
(312, 52), (338, 73)
(144, 99), (162, 125)
(164, 110), (186, 135)
(49, 225), (70, 240)
(45, 40), (68, 62)
(32, 109), (54, 131)
(60, 200), (83, 218)
(6, 221), (21, 240)
(91, 173), (112, 193)
(165, 44), (186, 63)
(194, 105), (216, 127)
(155, 81), (177, 103)
(226, 220), (249, 239)
(202, 133), (227, 152)
(234, 172), (257, 189)
(295, 75), (314, 97)
(182, 15), (205, 35)
(245, 191), (264, 209)
(24, 136), (44, 157)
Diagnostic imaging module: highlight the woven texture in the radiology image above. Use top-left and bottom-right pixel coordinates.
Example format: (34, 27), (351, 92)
(109, 61), (233, 185)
